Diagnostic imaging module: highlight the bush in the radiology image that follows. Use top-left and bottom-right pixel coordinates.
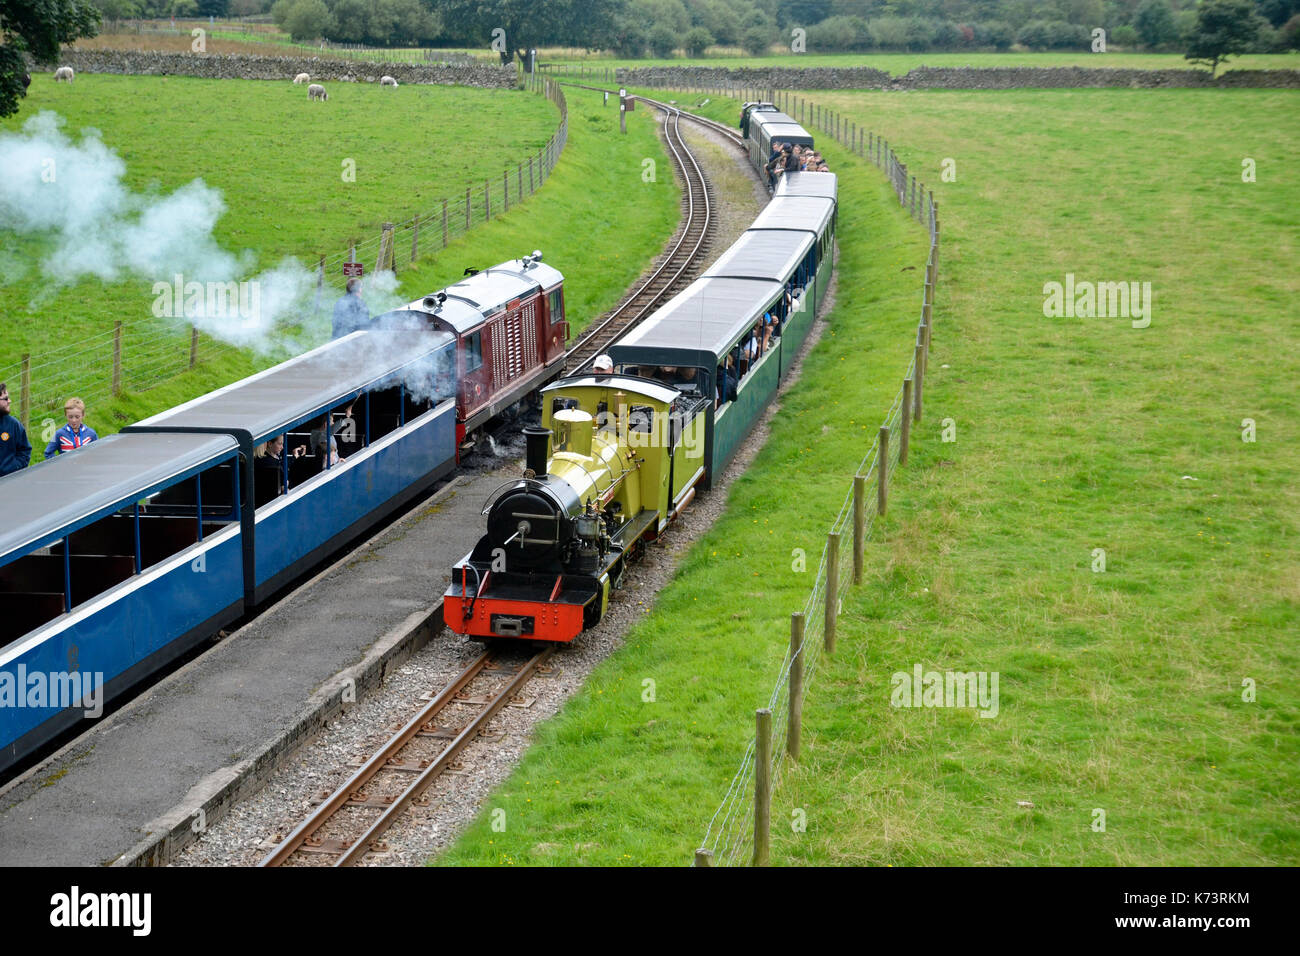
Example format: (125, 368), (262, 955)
(1135, 0), (1179, 48)
(904, 17), (935, 51)
(976, 20), (1015, 50)
(805, 14), (871, 51)
(930, 19), (963, 50)
(1017, 19), (1090, 50)
(1284, 13), (1300, 49)
(1111, 24), (1139, 47)
(684, 26), (713, 56)
(742, 24), (773, 54)
(648, 24), (677, 57)
(868, 16), (909, 49)
(282, 0), (330, 41)
(613, 20), (648, 58)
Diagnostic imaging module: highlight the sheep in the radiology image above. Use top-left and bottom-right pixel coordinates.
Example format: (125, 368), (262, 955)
(293, 72), (310, 84)
(54, 67), (74, 83)
(380, 75), (398, 87)
(308, 84), (328, 102)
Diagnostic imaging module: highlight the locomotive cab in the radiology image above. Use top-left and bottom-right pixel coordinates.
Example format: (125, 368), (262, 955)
(443, 374), (706, 643)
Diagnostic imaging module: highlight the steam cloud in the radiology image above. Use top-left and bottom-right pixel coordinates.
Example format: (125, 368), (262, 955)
(0, 111), (419, 356)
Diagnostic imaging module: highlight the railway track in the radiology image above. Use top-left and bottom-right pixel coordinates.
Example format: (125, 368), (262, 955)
(260, 646), (554, 867)
(565, 98), (722, 374)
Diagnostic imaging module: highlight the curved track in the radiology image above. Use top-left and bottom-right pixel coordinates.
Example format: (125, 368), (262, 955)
(565, 100), (724, 374)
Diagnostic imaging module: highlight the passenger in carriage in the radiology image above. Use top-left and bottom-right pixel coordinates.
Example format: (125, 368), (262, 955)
(253, 435), (292, 504)
(716, 355), (738, 407)
(45, 397), (98, 457)
(308, 416), (341, 470)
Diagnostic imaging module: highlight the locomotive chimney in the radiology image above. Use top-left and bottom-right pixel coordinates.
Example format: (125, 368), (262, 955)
(524, 426), (551, 477)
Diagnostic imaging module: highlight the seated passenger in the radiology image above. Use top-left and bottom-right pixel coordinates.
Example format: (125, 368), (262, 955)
(253, 435), (292, 504)
(593, 354), (614, 376)
(716, 356), (738, 406)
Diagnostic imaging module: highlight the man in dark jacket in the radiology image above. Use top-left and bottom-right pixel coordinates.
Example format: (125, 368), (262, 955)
(332, 278), (370, 339)
(0, 383), (32, 477)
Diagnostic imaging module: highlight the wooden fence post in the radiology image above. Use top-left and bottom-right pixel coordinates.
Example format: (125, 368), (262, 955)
(825, 531), (839, 654)
(376, 222), (393, 274)
(878, 426), (890, 516)
(484, 181), (490, 221)
(753, 708), (772, 867)
(19, 354), (30, 429)
(112, 321), (123, 396)
(914, 344), (924, 423)
(694, 848), (714, 867)
(465, 187), (471, 230)
(410, 216), (419, 264)
(901, 378), (913, 466)
(853, 475), (865, 585)
(189, 327), (199, 370)
(503, 169), (509, 212)
(788, 613), (804, 762)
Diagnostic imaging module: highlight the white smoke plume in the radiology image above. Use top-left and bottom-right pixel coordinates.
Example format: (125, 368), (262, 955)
(0, 111), (342, 353)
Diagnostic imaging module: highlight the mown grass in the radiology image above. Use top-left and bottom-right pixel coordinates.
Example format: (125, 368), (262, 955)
(437, 88), (1297, 866)
(542, 50), (1299, 74)
(1, 77), (676, 457)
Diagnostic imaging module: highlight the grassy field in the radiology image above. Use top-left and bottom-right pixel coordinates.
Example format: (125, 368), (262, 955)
(438, 87), (1297, 866)
(1, 76), (676, 459)
(543, 50), (1300, 74)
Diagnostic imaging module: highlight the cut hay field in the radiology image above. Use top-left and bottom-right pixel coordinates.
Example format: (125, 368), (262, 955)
(0, 75), (677, 458)
(438, 87), (1297, 866)
(543, 50), (1300, 73)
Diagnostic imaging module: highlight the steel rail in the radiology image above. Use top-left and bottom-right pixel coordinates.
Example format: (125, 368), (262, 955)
(259, 648), (497, 867)
(565, 102), (715, 373)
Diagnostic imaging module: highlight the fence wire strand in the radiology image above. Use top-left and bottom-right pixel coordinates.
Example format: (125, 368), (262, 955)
(698, 88), (940, 866)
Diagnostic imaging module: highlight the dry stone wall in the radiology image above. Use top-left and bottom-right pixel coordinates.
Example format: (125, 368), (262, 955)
(32, 50), (516, 88)
(615, 64), (1300, 90)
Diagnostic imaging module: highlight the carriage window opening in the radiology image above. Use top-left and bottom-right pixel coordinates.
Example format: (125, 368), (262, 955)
(465, 331), (483, 373)
(549, 289), (564, 324)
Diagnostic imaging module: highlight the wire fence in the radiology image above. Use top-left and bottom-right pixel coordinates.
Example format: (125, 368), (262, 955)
(4, 74), (568, 458)
(694, 87), (940, 867)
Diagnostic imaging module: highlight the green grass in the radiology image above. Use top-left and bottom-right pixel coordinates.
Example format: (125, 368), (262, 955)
(543, 50), (1300, 75)
(1, 76), (676, 457)
(437, 87), (1298, 866)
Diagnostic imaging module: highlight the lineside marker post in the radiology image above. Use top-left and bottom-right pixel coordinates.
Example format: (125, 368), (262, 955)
(695, 849), (713, 867)
(825, 531), (839, 654)
(878, 426), (890, 516)
(788, 613), (804, 762)
(901, 379), (913, 466)
(852, 475), (865, 585)
(112, 321), (122, 396)
(753, 708), (772, 867)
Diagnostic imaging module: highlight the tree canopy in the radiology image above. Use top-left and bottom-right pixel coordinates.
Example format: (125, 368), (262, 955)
(1185, 0), (1270, 74)
(0, 0), (101, 117)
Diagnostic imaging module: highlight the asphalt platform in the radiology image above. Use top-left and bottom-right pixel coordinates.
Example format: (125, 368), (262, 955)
(0, 462), (519, 866)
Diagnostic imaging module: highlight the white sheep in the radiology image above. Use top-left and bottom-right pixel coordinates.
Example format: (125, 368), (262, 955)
(308, 83), (328, 101)
(293, 72), (310, 84)
(54, 67), (74, 83)
(380, 75), (398, 87)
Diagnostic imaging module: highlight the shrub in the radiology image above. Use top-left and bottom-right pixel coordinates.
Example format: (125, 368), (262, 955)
(1135, 0), (1179, 48)
(684, 26), (713, 56)
(1111, 24), (1139, 47)
(976, 20), (1015, 50)
(868, 16), (909, 49)
(648, 24), (678, 57)
(742, 24), (773, 54)
(805, 14), (871, 51)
